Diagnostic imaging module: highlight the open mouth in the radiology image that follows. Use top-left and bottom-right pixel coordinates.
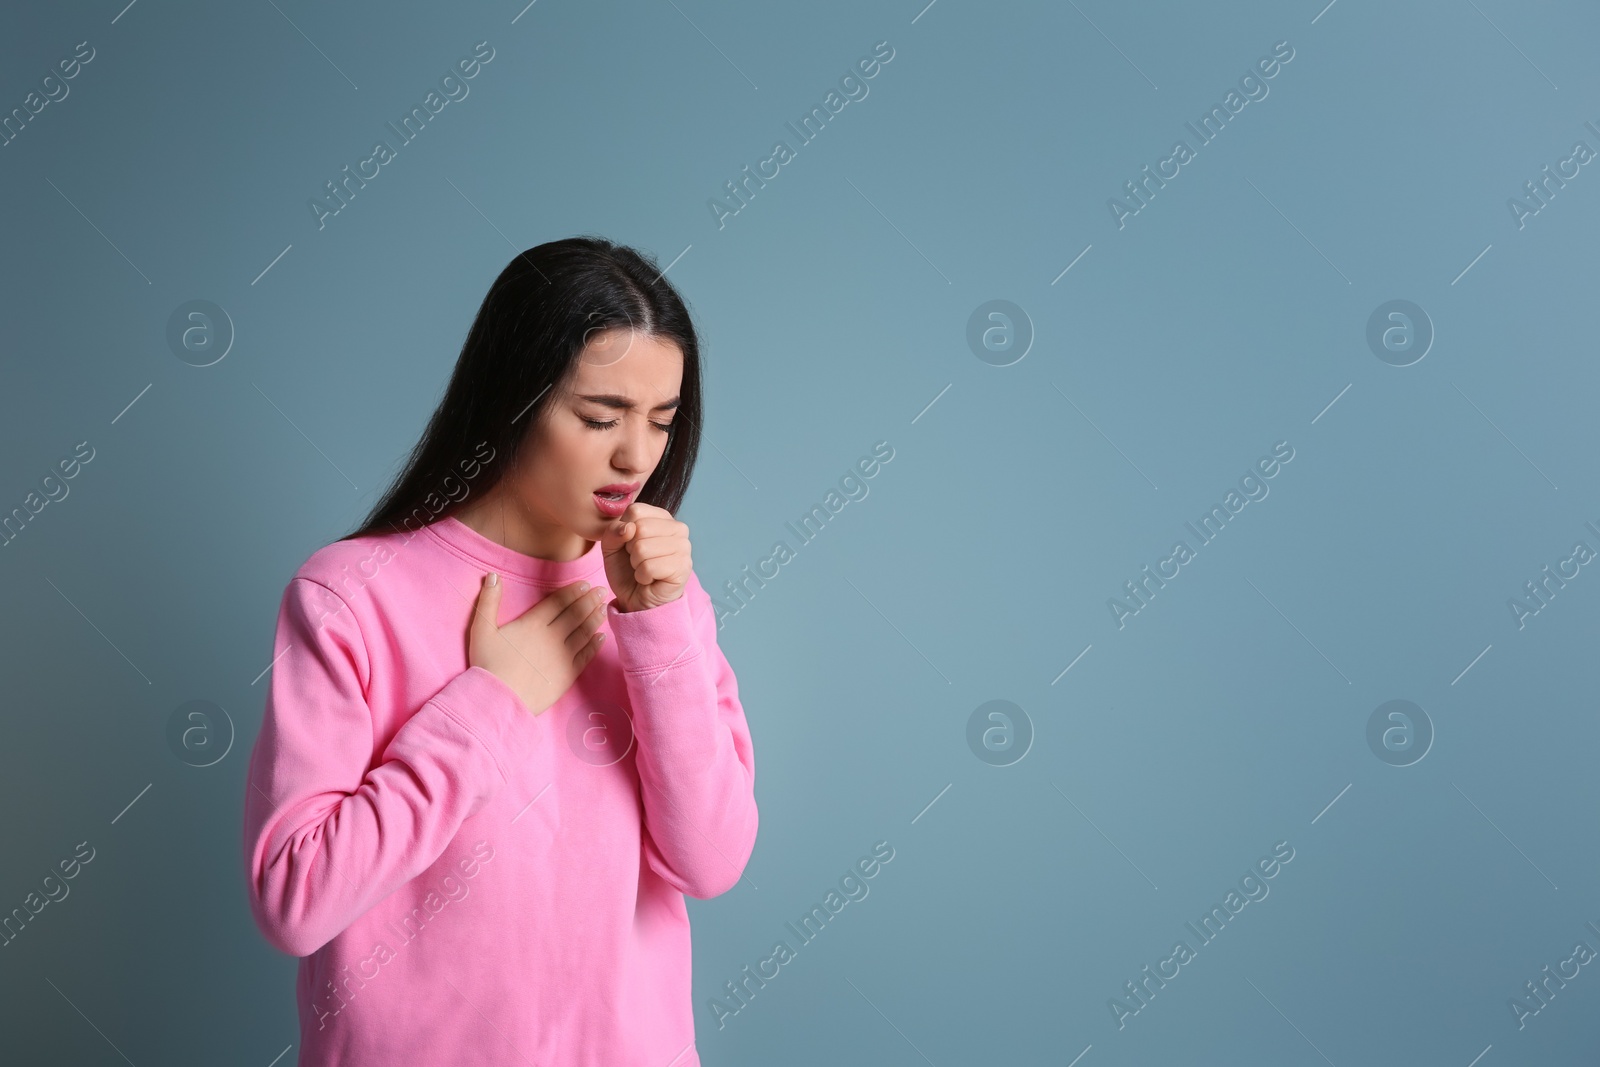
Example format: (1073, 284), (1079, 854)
(593, 486), (637, 518)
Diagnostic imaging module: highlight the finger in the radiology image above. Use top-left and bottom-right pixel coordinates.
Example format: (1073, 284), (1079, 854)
(622, 515), (677, 541)
(600, 517), (637, 551)
(525, 579), (594, 624)
(469, 572), (504, 646)
(563, 598), (608, 652)
(551, 585), (607, 636)
(574, 628), (606, 672)
(620, 501), (669, 523)
(622, 535), (686, 564)
(603, 503), (672, 546)
(632, 552), (690, 583)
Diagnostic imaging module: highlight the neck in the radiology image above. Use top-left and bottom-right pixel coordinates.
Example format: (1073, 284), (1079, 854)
(455, 493), (591, 562)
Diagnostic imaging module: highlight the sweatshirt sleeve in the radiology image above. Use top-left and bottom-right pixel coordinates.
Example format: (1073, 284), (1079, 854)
(242, 577), (543, 957)
(605, 572), (758, 899)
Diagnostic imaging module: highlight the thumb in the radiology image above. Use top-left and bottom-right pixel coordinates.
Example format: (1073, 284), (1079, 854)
(470, 571), (503, 649)
(600, 519), (634, 557)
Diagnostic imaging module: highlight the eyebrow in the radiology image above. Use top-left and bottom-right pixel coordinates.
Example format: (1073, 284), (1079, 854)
(575, 393), (680, 412)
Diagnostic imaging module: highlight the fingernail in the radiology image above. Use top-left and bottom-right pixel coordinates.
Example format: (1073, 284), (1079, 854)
(488, 572), (499, 587)
(578, 581), (590, 592)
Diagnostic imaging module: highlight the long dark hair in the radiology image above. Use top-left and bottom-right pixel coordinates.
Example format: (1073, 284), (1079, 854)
(345, 236), (702, 543)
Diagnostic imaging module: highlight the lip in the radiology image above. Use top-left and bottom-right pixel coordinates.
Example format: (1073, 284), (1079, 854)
(593, 482), (639, 519)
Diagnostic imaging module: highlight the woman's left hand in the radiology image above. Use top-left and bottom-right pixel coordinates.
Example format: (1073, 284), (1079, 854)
(601, 502), (691, 613)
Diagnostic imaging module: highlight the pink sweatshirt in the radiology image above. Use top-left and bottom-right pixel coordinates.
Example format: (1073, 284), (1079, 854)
(242, 515), (758, 1066)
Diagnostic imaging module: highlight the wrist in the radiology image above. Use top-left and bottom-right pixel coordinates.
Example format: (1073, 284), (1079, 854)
(611, 590), (683, 614)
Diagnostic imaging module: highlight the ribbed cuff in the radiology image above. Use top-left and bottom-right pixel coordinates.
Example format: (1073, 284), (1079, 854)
(606, 592), (703, 677)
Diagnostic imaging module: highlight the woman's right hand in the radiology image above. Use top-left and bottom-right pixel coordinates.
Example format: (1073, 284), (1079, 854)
(468, 573), (609, 716)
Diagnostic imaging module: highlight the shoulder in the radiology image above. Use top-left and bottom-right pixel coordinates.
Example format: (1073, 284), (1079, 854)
(287, 527), (415, 603)
(273, 530), (414, 665)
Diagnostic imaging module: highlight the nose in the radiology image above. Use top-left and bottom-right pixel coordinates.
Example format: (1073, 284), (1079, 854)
(610, 415), (655, 475)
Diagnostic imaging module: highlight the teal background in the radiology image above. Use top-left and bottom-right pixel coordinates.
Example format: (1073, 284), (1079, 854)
(4, 0), (1600, 1063)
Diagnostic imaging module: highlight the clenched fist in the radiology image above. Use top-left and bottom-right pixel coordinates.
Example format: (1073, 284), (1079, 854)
(599, 502), (691, 613)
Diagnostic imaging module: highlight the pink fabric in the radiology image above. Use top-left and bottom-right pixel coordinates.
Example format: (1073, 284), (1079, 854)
(242, 515), (758, 1066)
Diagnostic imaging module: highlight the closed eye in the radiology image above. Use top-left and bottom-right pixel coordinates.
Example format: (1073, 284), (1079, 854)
(583, 417), (672, 433)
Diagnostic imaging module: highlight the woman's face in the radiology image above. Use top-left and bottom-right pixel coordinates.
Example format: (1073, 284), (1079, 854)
(506, 327), (683, 546)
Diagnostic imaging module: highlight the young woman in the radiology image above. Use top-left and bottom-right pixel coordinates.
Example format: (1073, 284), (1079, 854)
(242, 237), (758, 1066)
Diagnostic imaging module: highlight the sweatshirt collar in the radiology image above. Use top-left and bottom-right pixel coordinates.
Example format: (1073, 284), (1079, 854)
(424, 515), (606, 586)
